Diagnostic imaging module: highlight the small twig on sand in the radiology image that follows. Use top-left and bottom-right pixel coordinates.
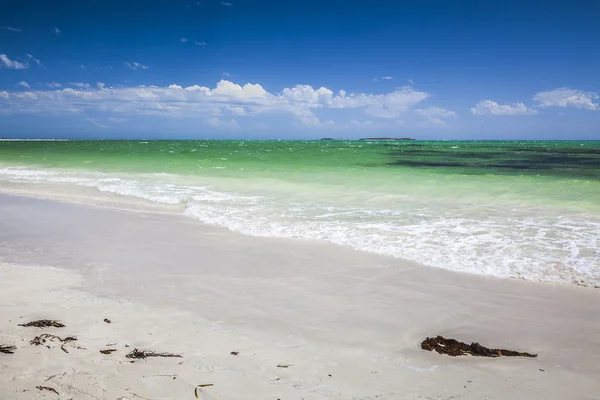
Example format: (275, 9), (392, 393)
(131, 393), (153, 400)
(104, 318), (112, 323)
(277, 364), (292, 368)
(126, 348), (182, 360)
(19, 320), (65, 328)
(0, 345), (16, 354)
(36, 386), (59, 395)
(421, 336), (537, 358)
(100, 349), (117, 355)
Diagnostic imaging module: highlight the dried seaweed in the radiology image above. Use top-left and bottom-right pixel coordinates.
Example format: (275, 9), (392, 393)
(19, 320), (65, 328)
(30, 334), (77, 346)
(30, 334), (78, 353)
(0, 345), (16, 354)
(100, 349), (117, 355)
(125, 348), (182, 360)
(36, 386), (59, 395)
(421, 336), (537, 358)
(104, 318), (112, 323)
(230, 351), (239, 356)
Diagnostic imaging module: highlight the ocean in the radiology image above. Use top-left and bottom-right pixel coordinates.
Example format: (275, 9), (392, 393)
(1, 139), (599, 286)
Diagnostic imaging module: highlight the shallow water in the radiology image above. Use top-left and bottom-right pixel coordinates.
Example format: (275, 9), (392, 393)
(1, 139), (599, 286)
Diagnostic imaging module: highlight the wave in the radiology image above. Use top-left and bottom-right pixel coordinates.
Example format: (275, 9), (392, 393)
(1, 166), (598, 287)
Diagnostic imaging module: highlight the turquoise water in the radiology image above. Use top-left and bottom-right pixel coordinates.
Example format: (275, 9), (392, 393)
(1, 140), (599, 286)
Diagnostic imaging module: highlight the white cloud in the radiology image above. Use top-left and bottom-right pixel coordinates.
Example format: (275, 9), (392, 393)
(194, 41), (207, 46)
(0, 54), (28, 70)
(0, 26), (21, 32)
(0, 80), (432, 127)
(471, 100), (537, 116)
(345, 87), (430, 118)
(54, 27), (61, 36)
(221, 2), (233, 5)
(46, 83), (62, 88)
(17, 81), (30, 88)
(408, 79), (415, 85)
(381, 76), (392, 80)
(533, 88), (599, 111)
(212, 80), (268, 98)
(70, 82), (91, 89)
(125, 62), (149, 70)
(415, 107), (458, 125)
(180, 37), (188, 43)
(222, 72), (232, 78)
(283, 85), (333, 104)
(86, 117), (108, 129)
(208, 117), (239, 129)
(26, 54), (44, 68)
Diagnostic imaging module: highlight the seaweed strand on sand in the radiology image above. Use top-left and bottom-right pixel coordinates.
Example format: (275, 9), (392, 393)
(0, 345), (16, 354)
(126, 348), (182, 359)
(30, 334), (78, 353)
(421, 336), (537, 358)
(36, 386), (59, 395)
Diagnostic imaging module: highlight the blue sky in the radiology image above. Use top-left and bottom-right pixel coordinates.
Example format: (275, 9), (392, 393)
(1, 0), (599, 139)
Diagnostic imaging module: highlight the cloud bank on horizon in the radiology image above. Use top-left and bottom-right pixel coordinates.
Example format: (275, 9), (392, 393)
(0, 80), (444, 127)
(0, 0), (599, 139)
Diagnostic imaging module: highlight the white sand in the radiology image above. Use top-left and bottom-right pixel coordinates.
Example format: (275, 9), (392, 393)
(1, 193), (599, 400)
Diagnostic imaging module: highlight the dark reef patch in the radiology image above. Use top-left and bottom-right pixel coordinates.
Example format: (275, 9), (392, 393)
(381, 143), (600, 179)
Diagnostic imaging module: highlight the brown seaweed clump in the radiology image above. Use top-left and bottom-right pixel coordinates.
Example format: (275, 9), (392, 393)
(421, 336), (537, 358)
(0, 345), (16, 354)
(30, 334), (78, 353)
(18, 320), (65, 328)
(30, 334), (77, 346)
(125, 348), (182, 360)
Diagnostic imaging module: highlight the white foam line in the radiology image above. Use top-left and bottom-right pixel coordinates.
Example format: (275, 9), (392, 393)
(1, 165), (599, 287)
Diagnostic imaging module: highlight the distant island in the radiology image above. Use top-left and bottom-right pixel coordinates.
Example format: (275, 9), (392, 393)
(358, 137), (415, 141)
(320, 137), (415, 141)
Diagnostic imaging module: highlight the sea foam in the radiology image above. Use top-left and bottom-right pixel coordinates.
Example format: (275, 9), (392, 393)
(1, 166), (598, 287)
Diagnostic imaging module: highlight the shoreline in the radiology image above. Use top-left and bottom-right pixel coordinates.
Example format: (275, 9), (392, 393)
(0, 181), (597, 289)
(1, 193), (600, 399)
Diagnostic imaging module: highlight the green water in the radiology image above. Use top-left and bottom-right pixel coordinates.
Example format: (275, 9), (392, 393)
(1, 140), (599, 286)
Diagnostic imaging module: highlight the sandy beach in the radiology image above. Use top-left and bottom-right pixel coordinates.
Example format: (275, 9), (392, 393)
(1, 193), (599, 399)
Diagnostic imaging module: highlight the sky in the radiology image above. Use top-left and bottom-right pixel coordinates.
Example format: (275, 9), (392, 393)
(1, 0), (599, 140)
